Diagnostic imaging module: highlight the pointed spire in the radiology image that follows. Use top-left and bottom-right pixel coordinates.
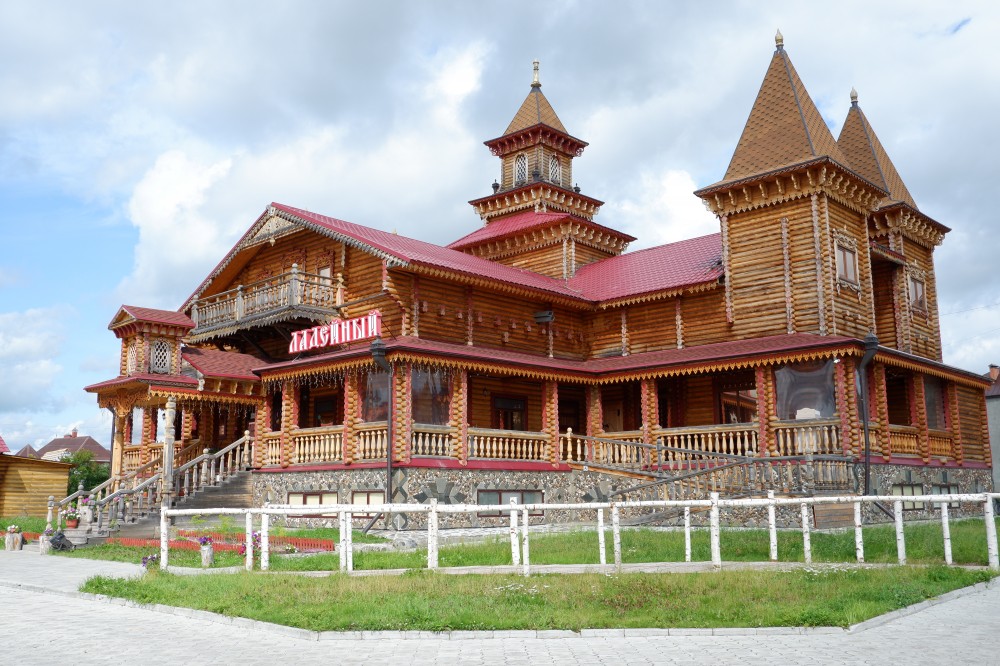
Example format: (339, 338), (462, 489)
(503, 60), (567, 135)
(775, 29), (784, 50)
(722, 39), (848, 182)
(837, 96), (917, 209)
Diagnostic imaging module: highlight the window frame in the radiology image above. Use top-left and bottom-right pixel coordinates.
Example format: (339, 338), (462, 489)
(891, 483), (924, 511)
(286, 491), (340, 517)
(930, 483), (960, 509)
(477, 489), (544, 517)
(548, 154), (561, 184)
(492, 394), (527, 431)
(514, 153), (528, 185)
(835, 243), (858, 285)
(350, 490), (385, 519)
(909, 275), (927, 311)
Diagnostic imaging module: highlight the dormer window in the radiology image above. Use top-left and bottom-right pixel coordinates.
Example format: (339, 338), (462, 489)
(548, 155), (561, 184)
(150, 338), (172, 374)
(514, 154), (528, 185)
(909, 275), (926, 311)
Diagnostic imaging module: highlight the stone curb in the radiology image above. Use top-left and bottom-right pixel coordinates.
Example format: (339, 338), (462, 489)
(1, 575), (996, 641)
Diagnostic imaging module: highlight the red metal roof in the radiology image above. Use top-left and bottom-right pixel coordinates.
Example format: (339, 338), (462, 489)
(0, 434), (8, 454)
(183, 347), (263, 381)
(113, 305), (194, 330)
(447, 210), (635, 250)
(84, 373), (199, 393)
(256, 332), (861, 378)
(272, 203), (583, 300)
(568, 233), (723, 303)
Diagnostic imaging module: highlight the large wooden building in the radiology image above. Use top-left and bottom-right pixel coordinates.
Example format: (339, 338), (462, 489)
(85, 38), (991, 527)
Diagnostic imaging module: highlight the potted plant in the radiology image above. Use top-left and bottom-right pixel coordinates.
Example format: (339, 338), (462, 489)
(198, 535), (214, 567)
(64, 507), (80, 529)
(5, 525), (24, 551)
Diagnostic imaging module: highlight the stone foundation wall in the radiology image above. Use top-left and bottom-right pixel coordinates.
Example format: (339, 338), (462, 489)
(251, 462), (993, 531)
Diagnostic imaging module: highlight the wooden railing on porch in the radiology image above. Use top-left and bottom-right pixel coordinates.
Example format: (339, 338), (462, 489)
(292, 426), (344, 464)
(468, 428), (549, 461)
(659, 423), (759, 458)
(772, 419), (840, 456)
(888, 425), (920, 455)
(411, 424), (454, 457)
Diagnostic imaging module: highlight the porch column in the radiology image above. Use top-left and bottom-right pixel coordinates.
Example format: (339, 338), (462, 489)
(140, 407), (157, 467)
(254, 399), (268, 468)
(225, 408), (238, 446)
(180, 408), (195, 447)
(946, 382), (963, 465)
(450, 369), (469, 464)
(834, 359), (852, 456)
(913, 375), (930, 463)
(754, 366), (773, 456)
(394, 364), (412, 463)
(639, 378), (658, 447)
(542, 380), (559, 466)
(110, 409), (128, 478)
(279, 381), (297, 468)
(874, 362), (891, 460)
(586, 385), (603, 437)
(845, 361), (861, 457)
(343, 373), (359, 464)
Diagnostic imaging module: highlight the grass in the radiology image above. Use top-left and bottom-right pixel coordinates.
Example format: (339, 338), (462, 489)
(1, 516), (49, 533)
(180, 519), (386, 543)
(79, 566), (994, 631)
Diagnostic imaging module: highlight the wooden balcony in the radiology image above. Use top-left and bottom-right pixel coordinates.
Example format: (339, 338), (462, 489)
(188, 266), (338, 340)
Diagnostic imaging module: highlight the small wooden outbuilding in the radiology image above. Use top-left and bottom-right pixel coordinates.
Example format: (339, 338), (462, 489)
(0, 455), (71, 518)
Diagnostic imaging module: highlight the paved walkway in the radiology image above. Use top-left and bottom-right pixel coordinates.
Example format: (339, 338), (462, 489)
(1, 550), (998, 665)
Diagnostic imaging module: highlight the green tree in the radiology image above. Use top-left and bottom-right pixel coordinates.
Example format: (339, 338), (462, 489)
(62, 450), (110, 494)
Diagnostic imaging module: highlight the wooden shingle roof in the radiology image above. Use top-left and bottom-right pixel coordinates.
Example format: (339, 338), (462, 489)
(837, 93), (918, 209)
(723, 39), (848, 183)
(504, 87), (567, 135)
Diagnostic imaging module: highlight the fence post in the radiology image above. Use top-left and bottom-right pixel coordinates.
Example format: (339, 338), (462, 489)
(611, 503), (622, 573)
(245, 511), (254, 571)
(767, 490), (777, 562)
(46, 496), (54, 533)
(345, 511), (354, 572)
(261, 512), (270, 571)
(940, 502), (952, 566)
(509, 498), (520, 567)
(597, 508), (607, 566)
(710, 492), (721, 570)
(684, 506), (691, 563)
(521, 507), (530, 577)
(800, 502), (812, 565)
(159, 508), (169, 571)
(984, 496), (999, 571)
(427, 499), (439, 570)
(854, 499), (864, 564)
(339, 511), (347, 572)
(894, 499), (906, 565)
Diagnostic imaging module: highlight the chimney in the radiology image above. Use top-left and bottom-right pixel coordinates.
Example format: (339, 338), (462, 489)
(990, 365), (999, 381)
(71, 428), (78, 438)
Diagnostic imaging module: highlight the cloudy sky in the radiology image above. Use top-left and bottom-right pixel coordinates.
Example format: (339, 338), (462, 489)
(1, 1), (997, 449)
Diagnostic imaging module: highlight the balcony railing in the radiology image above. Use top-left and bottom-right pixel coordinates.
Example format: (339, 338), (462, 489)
(189, 266), (337, 335)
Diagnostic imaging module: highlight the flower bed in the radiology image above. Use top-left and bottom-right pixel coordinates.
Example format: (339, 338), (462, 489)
(176, 530), (335, 552)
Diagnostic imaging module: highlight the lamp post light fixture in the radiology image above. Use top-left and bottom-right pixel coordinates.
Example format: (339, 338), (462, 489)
(370, 337), (393, 527)
(858, 332), (879, 497)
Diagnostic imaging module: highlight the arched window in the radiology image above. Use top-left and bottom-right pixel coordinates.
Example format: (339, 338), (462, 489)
(514, 154), (528, 184)
(548, 155), (561, 184)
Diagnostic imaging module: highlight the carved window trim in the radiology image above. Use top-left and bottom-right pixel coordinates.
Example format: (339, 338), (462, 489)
(833, 230), (859, 291)
(907, 265), (927, 313)
(126, 340), (138, 375)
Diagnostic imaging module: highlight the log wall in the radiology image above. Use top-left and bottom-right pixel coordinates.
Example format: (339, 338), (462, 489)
(956, 384), (988, 463)
(0, 457), (71, 518)
(467, 375), (544, 431)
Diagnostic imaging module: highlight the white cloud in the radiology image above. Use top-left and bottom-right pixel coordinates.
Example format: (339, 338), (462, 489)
(608, 169), (719, 250)
(0, 308), (65, 411)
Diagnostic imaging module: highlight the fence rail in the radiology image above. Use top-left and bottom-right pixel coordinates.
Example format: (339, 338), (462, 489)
(160, 493), (1000, 575)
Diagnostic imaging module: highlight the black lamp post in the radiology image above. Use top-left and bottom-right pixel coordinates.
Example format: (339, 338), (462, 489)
(858, 332), (879, 496)
(370, 337), (393, 526)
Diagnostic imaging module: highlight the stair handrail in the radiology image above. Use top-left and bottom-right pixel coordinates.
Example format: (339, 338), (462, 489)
(172, 432), (253, 499)
(91, 472), (163, 532)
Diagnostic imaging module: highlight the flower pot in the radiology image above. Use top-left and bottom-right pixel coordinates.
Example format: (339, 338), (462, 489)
(65, 519), (79, 529)
(4, 533), (23, 551)
(200, 544), (214, 567)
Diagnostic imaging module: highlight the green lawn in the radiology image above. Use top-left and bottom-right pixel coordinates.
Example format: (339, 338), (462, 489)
(80, 566), (993, 631)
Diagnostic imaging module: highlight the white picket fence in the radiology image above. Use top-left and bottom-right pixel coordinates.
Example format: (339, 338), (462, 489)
(160, 493), (1000, 575)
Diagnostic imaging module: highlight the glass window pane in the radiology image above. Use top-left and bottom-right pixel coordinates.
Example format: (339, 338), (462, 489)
(774, 361), (836, 420)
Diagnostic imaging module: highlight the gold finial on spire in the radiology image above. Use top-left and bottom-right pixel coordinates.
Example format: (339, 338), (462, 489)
(850, 87), (859, 105)
(775, 29), (784, 49)
(531, 59), (541, 88)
